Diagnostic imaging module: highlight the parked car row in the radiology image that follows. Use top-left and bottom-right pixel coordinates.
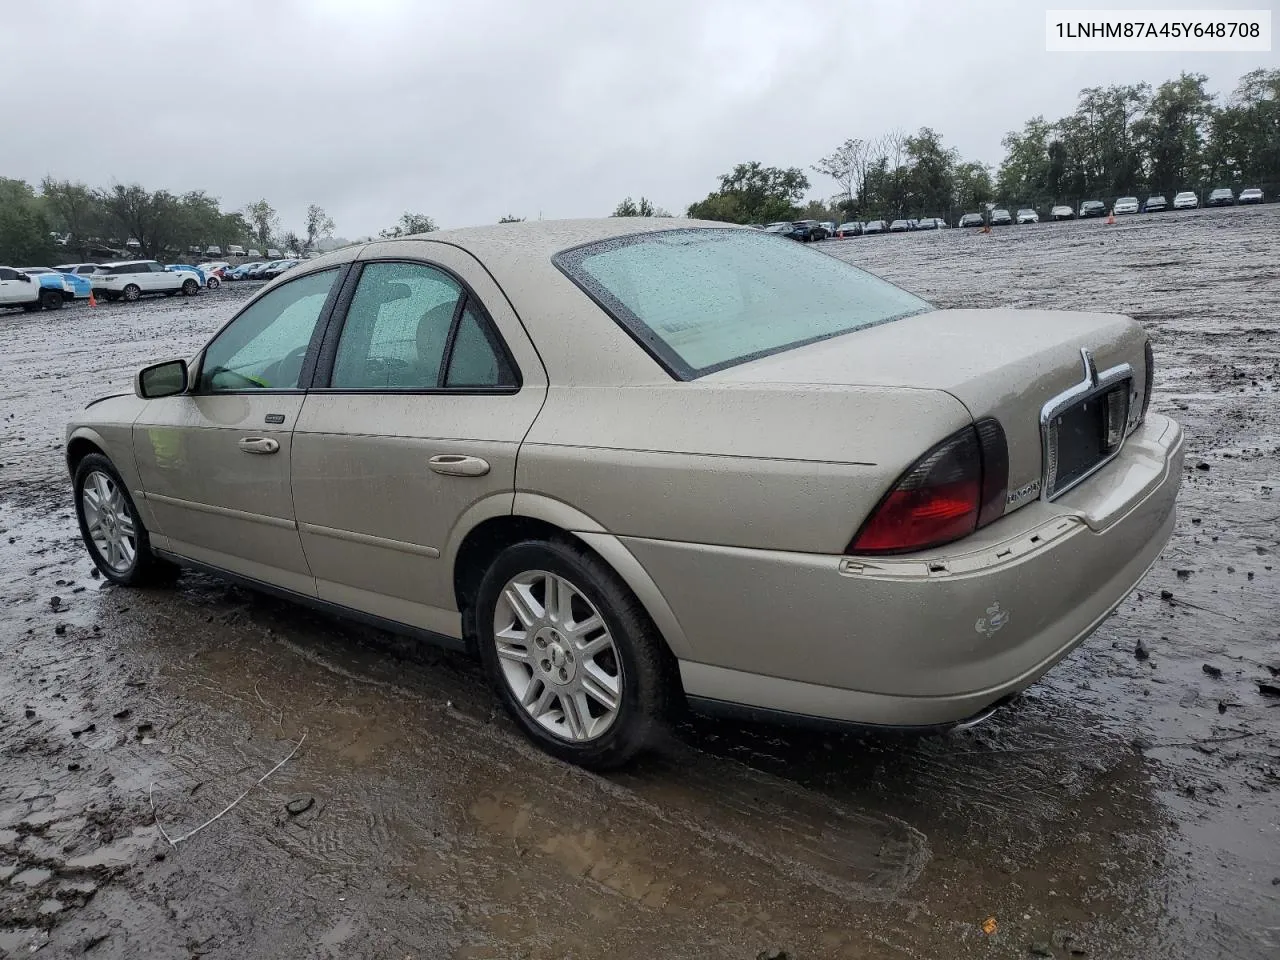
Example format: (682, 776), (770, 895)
(819, 186), (1269, 236)
(224, 258), (303, 281)
(0, 255), (309, 313)
(183, 244), (285, 259)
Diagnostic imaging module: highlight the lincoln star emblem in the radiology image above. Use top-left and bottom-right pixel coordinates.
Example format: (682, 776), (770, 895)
(975, 602), (1010, 637)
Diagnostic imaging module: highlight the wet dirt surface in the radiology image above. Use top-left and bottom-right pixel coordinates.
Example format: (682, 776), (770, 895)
(1, 208), (1277, 959)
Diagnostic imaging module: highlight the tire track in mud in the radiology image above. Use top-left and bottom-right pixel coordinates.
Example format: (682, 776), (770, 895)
(261, 630), (932, 901)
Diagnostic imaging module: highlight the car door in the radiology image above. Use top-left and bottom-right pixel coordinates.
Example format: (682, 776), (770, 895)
(290, 244), (547, 640)
(0, 267), (31, 304)
(132, 266), (346, 595)
(146, 261), (174, 292)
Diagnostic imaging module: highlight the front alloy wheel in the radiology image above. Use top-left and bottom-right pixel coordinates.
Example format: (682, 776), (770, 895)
(73, 453), (178, 586)
(493, 570), (622, 742)
(81, 470), (137, 574)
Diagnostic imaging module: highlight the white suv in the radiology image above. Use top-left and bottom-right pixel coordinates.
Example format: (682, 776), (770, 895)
(91, 261), (203, 302)
(0, 266), (44, 311)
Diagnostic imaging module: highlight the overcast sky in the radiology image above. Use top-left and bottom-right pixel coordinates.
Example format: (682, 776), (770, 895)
(2, 0), (1272, 236)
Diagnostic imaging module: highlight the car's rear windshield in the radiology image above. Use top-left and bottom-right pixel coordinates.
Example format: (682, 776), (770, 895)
(553, 228), (932, 379)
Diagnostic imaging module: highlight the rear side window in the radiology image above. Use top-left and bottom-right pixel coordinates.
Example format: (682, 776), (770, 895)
(554, 228), (931, 379)
(445, 302), (516, 387)
(328, 261), (518, 391)
(331, 262), (462, 389)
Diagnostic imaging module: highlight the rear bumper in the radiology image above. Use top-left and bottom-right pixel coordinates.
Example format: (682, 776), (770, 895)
(625, 414), (1184, 727)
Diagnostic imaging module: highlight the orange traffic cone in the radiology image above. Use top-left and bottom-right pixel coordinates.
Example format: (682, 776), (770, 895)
(1106, 211), (1116, 225)
(87, 291), (97, 307)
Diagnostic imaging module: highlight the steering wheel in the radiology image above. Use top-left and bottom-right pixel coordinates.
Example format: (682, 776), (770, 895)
(257, 344), (309, 389)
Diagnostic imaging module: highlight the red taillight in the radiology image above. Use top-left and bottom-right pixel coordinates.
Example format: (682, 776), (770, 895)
(1140, 338), (1154, 423)
(847, 420), (1008, 556)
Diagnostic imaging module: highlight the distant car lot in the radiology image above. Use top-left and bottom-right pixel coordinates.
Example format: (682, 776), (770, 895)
(813, 186), (1268, 239)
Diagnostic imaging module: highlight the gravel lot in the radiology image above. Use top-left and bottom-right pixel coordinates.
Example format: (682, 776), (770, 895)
(1, 206), (1277, 960)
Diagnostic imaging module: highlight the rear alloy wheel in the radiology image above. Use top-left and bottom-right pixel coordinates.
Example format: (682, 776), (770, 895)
(181, 279), (199, 296)
(206, 276), (220, 290)
(73, 453), (178, 586)
(475, 540), (673, 769)
(122, 284), (141, 302)
(40, 289), (63, 310)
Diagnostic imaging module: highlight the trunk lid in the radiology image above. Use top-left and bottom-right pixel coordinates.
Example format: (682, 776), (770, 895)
(707, 308), (1150, 511)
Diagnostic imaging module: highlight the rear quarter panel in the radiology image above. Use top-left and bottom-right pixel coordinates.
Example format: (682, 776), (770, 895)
(518, 383), (971, 553)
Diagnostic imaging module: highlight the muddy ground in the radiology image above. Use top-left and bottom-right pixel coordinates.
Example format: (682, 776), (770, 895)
(1, 207), (1277, 960)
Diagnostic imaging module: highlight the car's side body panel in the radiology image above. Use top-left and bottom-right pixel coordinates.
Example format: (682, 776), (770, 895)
(132, 394), (315, 595)
(518, 384), (970, 553)
(289, 239), (549, 636)
(66, 395), (154, 529)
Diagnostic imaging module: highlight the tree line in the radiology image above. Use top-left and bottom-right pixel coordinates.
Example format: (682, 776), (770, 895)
(616, 68), (1278, 225)
(0, 179), (345, 266)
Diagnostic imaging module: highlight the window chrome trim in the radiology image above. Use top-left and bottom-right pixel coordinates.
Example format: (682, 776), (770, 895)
(1039, 348), (1133, 501)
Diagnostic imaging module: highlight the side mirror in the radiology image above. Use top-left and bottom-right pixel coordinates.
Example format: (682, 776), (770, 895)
(135, 359), (188, 399)
(18, 274), (31, 283)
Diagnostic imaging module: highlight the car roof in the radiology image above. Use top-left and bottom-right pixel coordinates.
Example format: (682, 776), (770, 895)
(363, 217), (745, 266)
(275, 218), (753, 386)
(99, 260), (156, 267)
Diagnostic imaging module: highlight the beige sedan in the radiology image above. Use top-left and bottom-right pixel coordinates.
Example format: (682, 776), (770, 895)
(66, 219), (1184, 768)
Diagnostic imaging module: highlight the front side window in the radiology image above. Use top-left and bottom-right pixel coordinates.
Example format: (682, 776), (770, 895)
(198, 268), (338, 391)
(555, 228), (932, 379)
(330, 261), (516, 390)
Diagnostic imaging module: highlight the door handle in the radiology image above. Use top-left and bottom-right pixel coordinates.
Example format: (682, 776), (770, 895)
(428, 454), (490, 477)
(238, 437), (280, 455)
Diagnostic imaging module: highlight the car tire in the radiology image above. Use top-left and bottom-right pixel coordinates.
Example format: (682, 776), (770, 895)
(122, 284), (141, 302)
(474, 538), (675, 769)
(40, 289), (63, 310)
(206, 276), (220, 290)
(73, 453), (179, 587)
(181, 279), (199, 296)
